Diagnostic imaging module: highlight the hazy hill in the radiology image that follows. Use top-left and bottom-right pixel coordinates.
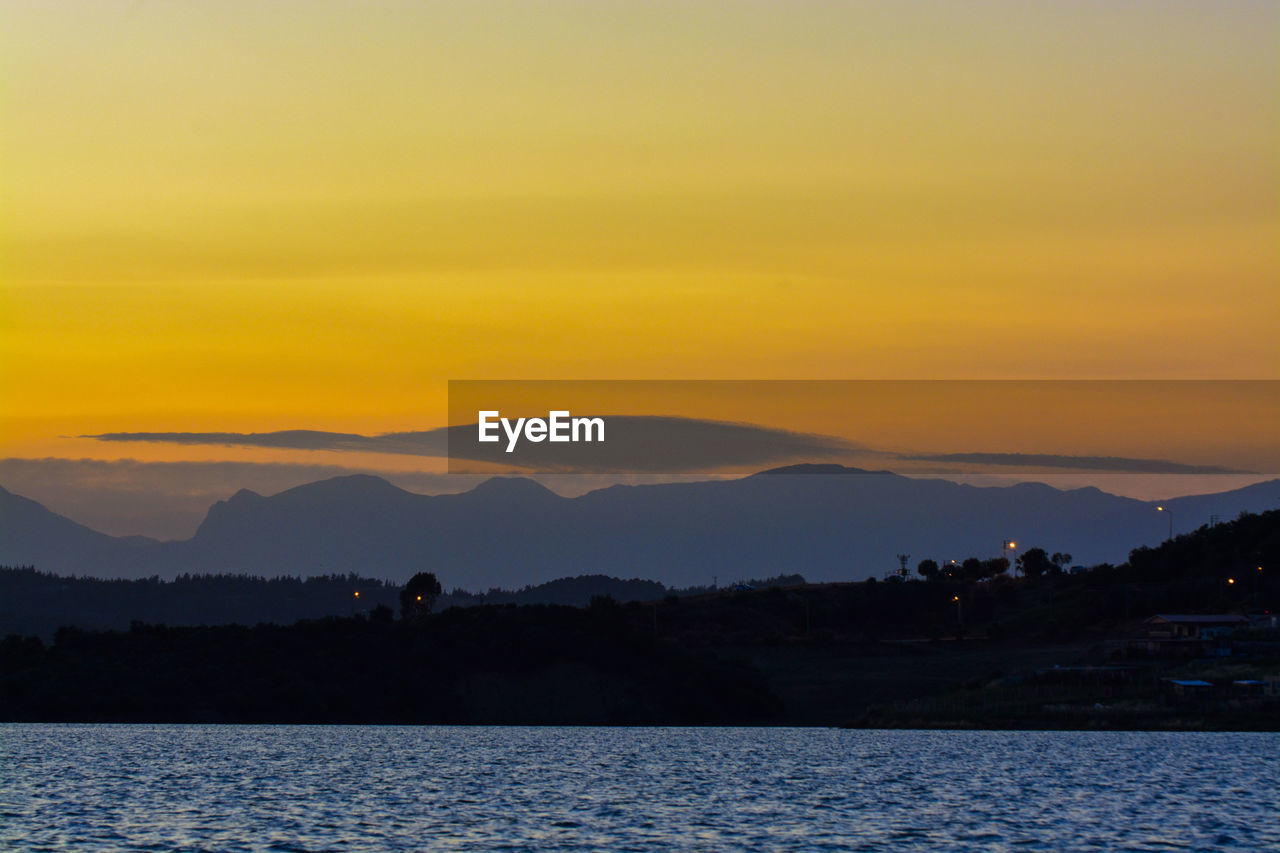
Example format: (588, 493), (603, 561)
(0, 568), (688, 640)
(0, 486), (147, 570)
(2, 469), (1278, 590)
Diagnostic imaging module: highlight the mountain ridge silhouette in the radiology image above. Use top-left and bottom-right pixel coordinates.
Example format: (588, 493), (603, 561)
(3, 468), (1278, 589)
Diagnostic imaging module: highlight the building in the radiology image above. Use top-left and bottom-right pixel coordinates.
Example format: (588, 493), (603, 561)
(1136, 614), (1250, 657)
(1164, 678), (1213, 699)
(1145, 614), (1250, 639)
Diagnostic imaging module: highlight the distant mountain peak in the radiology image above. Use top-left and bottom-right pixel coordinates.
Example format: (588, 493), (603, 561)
(752, 463), (893, 477)
(0, 483), (118, 563)
(1007, 481), (1061, 494)
(274, 474), (409, 501)
(469, 477), (558, 499)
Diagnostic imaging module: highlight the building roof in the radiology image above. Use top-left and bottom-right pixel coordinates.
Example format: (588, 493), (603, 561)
(1147, 614), (1249, 624)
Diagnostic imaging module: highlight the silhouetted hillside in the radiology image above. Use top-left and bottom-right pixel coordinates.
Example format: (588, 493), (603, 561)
(1125, 510), (1280, 582)
(0, 570), (399, 640)
(0, 567), (806, 640)
(2, 511), (1276, 726)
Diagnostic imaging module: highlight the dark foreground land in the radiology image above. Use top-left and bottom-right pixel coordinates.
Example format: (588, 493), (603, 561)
(2, 511), (1278, 728)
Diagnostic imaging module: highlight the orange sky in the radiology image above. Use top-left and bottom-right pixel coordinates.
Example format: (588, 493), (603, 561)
(2, 1), (1277, 472)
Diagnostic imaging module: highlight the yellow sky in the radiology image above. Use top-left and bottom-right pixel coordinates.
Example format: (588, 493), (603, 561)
(2, 1), (1277, 464)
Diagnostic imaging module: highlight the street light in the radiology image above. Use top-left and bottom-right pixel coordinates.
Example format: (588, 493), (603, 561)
(1157, 506), (1173, 540)
(1002, 540), (1017, 574)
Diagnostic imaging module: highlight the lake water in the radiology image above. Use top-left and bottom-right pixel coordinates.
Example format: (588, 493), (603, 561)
(2, 725), (1277, 851)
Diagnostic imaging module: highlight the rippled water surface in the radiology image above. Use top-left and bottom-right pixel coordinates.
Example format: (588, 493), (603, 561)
(2, 725), (1278, 851)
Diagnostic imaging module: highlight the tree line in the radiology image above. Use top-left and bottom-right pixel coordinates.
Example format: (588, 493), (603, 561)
(914, 547), (1074, 582)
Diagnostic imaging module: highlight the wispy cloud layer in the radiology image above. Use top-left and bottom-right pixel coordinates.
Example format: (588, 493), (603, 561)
(82, 422), (1248, 476)
(898, 453), (1248, 475)
(85, 418), (863, 472)
(86, 430), (449, 456)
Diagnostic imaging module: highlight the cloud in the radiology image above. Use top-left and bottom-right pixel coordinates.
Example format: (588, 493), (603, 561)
(897, 452), (1247, 475)
(85, 430), (449, 456)
(82, 425), (1246, 475)
(84, 418), (866, 472)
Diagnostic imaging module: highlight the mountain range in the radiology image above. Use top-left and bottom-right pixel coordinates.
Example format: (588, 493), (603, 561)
(2, 466), (1278, 589)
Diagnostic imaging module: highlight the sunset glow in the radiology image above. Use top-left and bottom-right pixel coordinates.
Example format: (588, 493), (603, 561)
(2, 1), (1277, 491)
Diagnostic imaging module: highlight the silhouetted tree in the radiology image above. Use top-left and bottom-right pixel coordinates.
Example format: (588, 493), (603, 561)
(400, 572), (442, 620)
(961, 557), (984, 582)
(1017, 547), (1054, 580)
(1051, 552), (1073, 574)
(916, 558), (940, 580)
